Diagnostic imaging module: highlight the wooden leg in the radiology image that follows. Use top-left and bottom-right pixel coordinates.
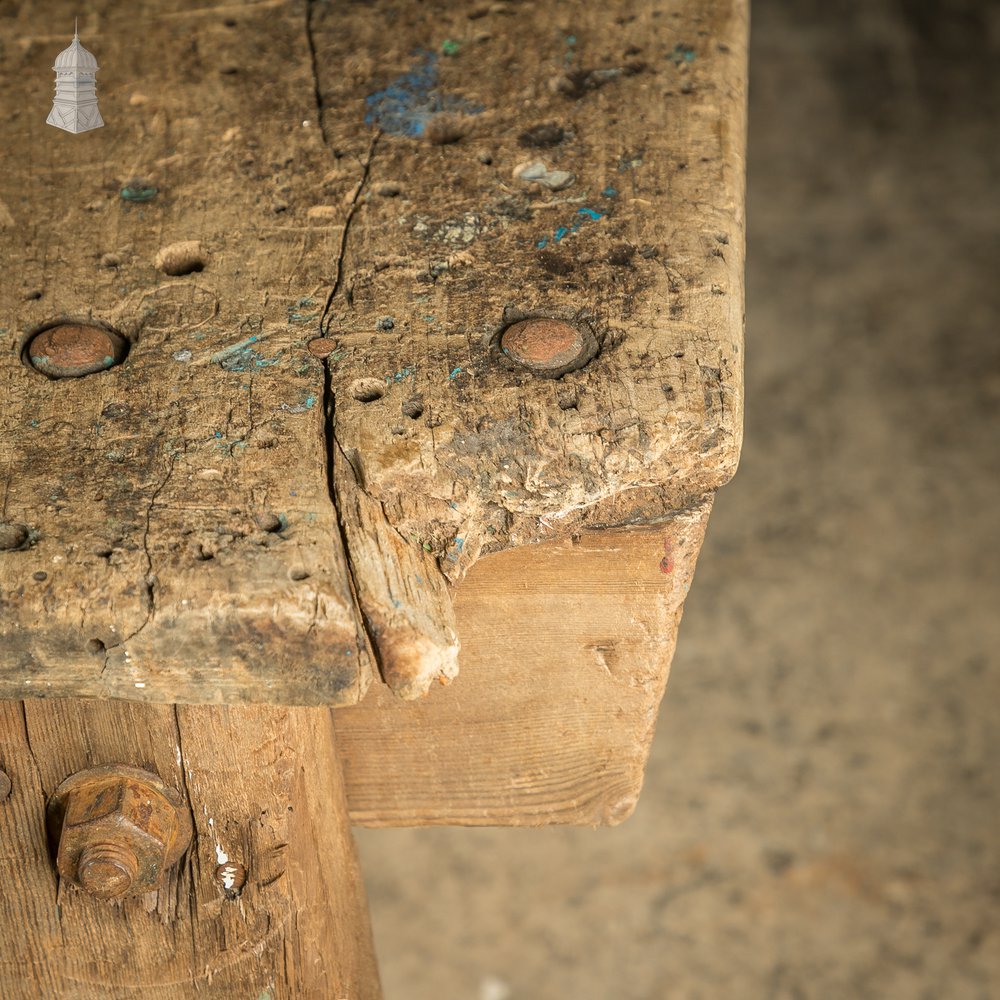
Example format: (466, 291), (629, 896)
(0, 701), (381, 999)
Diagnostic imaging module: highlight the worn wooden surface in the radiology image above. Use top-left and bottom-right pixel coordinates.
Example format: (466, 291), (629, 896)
(0, 701), (381, 999)
(0, 0), (746, 704)
(338, 508), (711, 826)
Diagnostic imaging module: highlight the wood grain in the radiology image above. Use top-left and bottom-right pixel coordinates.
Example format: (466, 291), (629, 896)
(0, 700), (381, 999)
(0, 0), (746, 704)
(337, 506), (711, 827)
(0, 0), (374, 704)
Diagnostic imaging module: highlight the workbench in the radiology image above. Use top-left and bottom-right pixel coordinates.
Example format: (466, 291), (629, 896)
(0, 0), (746, 995)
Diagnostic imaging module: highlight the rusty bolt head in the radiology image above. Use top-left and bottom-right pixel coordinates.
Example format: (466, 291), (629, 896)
(24, 323), (128, 379)
(48, 765), (192, 899)
(499, 317), (597, 378)
(79, 841), (140, 898)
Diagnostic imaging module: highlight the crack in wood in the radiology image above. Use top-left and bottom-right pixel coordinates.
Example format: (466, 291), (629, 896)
(317, 130), (380, 338)
(321, 357), (385, 684)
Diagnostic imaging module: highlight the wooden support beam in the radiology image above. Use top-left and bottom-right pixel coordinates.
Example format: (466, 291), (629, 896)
(0, 701), (381, 999)
(337, 507), (711, 827)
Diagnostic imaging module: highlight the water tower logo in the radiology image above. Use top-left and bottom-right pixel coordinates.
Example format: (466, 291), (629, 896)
(47, 20), (104, 134)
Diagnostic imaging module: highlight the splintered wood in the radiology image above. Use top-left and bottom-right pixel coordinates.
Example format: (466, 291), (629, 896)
(0, 0), (744, 707)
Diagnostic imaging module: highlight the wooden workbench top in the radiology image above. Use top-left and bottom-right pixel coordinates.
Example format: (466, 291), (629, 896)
(0, 0), (746, 706)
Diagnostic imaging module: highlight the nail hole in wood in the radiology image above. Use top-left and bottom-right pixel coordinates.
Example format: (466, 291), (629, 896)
(0, 523), (30, 551)
(349, 378), (385, 403)
(401, 398), (424, 419)
(155, 241), (206, 276)
(255, 512), (284, 533)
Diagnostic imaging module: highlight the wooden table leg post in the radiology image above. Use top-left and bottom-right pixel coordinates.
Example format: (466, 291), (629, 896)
(0, 700), (382, 999)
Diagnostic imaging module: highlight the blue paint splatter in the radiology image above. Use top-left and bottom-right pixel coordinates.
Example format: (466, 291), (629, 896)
(536, 207), (605, 248)
(448, 366), (463, 380)
(365, 51), (483, 137)
(280, 394), (318, 414)
(211, 335), (282, 373)
(287, 298), (320, 324)
(668, 43), (696, 64)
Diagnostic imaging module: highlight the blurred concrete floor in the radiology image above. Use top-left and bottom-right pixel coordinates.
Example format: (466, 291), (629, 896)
(353, 2), (1000, 997)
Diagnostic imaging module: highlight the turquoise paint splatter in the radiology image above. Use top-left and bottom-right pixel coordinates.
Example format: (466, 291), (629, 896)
(120, 182), (158, 202)
(536, 207), (604, 249)
(668, 43), (696, 64)
(603, 186), (618, 197)
(281, 394), (318, 414)
(365, 51), (483, 137)
(448, 366), (463, 379)
(210, 335), (282, 373)
(387, 367), (416, 384)
(287, 298), (320, 325)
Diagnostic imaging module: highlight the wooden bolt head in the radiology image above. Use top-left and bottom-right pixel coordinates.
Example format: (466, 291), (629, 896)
(499, 318), (596, 378)
(24, 323), (127, 379)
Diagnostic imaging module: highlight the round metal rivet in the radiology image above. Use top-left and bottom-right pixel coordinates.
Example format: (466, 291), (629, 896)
(306, 337), (338, 359)
(499, 318), (596, 377)
(24, 323), (127, 379)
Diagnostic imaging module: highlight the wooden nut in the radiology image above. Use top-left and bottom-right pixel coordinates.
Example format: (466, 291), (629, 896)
(47, 765), (192, 899)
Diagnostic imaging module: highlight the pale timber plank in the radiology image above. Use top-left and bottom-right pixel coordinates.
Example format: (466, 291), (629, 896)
(337, 507), (710, 827)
